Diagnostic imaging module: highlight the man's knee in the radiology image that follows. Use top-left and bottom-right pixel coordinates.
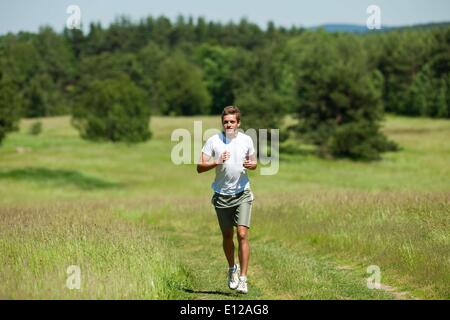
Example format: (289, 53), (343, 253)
(237, 226), (248, 241)
(222, 228), (234, 240)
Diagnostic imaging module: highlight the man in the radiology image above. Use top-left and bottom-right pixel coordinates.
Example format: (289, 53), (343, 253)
(197, 106), (257, 294)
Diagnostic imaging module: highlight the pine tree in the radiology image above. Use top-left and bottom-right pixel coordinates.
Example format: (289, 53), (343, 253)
(288, 31), (397, 160)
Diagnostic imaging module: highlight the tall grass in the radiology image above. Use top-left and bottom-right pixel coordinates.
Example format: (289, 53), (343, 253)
(252, 191), (450, 299)
(0, 202), (190, 299)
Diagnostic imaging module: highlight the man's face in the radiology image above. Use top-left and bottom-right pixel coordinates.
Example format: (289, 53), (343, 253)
(222, 114), (240, 136)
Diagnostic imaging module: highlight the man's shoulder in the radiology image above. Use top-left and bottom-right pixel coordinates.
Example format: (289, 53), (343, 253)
(205, 132), (222, 144)
(237, 132), (254, 143)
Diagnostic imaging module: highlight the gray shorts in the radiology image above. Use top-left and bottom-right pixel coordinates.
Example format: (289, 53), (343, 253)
(212, 189), (254, 231)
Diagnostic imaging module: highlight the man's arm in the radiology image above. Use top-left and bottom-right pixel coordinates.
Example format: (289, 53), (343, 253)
(197, 152), (217, 174)
(197, 151), (229, 173)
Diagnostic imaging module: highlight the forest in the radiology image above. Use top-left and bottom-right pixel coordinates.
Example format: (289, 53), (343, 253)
(1, 16), (449, 159)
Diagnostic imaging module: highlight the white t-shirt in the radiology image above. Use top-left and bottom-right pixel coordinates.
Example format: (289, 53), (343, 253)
(202, 131), (255, 195)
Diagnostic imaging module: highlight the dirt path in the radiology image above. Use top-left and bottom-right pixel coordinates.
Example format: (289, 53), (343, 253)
(155, 221), (399, 300)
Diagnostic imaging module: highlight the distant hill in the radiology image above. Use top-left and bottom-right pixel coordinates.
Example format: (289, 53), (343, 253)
(310, 21), (450, 33)
(310, 24), (379, 33)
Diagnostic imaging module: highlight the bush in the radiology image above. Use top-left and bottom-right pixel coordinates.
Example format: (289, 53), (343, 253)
(29, 121), (42, 135)
(328, 121), (399, 161)
(72, 76), (151, 143)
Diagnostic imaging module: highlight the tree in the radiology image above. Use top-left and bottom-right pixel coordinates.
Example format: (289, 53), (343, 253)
(405, 48), (450, 118)
(235, 87), (289, 144)
(63, 26), (85, 59)
(288, 31), (397, 160)
(84, 22), (106, 55)
(0, 79), (22, 145)
(23, 73), (66, 117)
(406, 67), (433, 116)
(72, 76), (151, 143)
(435, 79), (448, 118)
(156, 52), (211, 115)
(195, 17), (208, 43)
(193, 44), (237, 114)
(0, 35), (42, 84)
(377, 30), (437, 114)
(231, 42), (295, 143)
(136, 42), (167, 113)
(33, 26), (75, 83)
(151, 16), (172, 47)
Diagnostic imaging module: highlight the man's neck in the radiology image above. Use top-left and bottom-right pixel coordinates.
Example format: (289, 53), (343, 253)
(222, 131), (238, 142)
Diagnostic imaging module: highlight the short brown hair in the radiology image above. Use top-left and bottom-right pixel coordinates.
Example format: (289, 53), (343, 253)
(221, 106), (241, 123)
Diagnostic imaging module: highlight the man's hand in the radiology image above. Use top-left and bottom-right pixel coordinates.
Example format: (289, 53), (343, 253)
(243, 159), (257, 170)
(218, 151), (230, 164)
(197, 151), (231, 174)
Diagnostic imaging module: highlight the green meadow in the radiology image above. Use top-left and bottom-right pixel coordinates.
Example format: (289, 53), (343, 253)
(0, 115), (449, 299)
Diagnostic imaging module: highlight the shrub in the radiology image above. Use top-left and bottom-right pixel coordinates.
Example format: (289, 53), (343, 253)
(29, 121), (42, 135)
(72, 76), (151, 143)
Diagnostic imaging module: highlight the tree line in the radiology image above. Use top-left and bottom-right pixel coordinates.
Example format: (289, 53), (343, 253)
(0, 15), (449, 160)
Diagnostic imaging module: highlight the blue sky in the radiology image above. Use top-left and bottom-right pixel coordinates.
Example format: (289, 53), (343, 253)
(0, 0), (449, 34)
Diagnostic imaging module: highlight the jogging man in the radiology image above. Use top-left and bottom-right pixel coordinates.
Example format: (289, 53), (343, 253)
(197, 106), (257, 294)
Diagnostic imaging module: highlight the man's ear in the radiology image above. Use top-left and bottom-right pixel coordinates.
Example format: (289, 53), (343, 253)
(237, 121), (241, 128)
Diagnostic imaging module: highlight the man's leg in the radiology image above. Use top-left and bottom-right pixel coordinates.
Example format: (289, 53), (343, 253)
(222, 228), (235, 267)
(236, 225), (249, 276)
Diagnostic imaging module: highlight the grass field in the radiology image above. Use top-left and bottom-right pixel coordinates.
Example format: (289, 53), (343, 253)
(0, 115), (449, 299)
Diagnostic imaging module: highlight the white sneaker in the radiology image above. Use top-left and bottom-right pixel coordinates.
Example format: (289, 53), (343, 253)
(236, 276), (248, 294)
(228, 264), (239, 290)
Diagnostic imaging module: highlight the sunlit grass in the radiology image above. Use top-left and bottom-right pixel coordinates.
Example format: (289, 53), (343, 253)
(0, 202), (190, 299)
(0, 114), (449, 299)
